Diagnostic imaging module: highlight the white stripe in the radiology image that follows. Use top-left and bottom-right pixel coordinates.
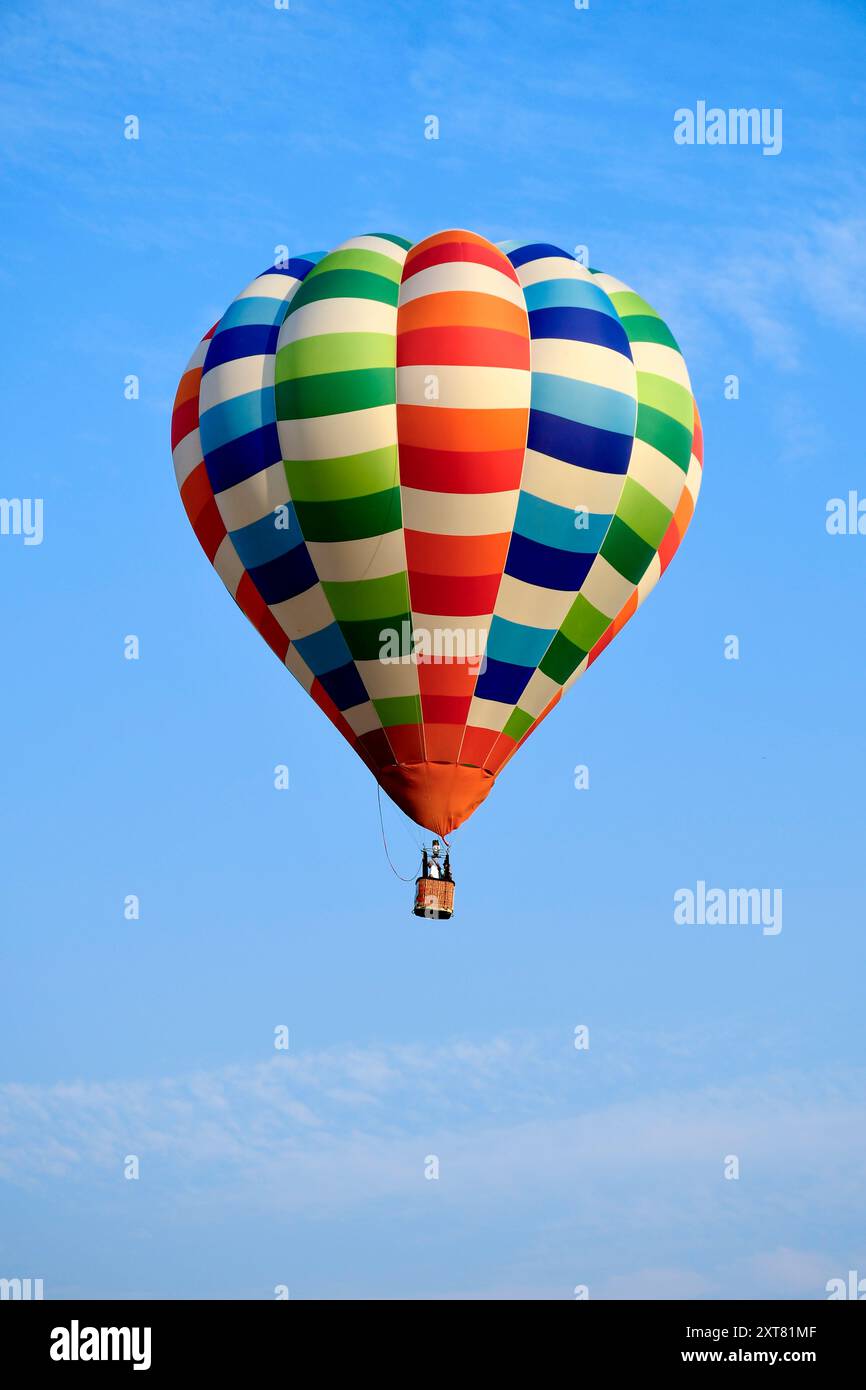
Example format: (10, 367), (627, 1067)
(341, 700), (383, 737)
(398, 261), (525, 308)
(579, 553), (635, 619)
(401, 486), (518, 536)
(630, 341), (691, 391)
(305, 529), (405, 583)
(491, 572), (574, 629)
(280, 297), (397, 342)
(517, 256), (595, 287)
(628, 438), (688, 512)
(521, 449), (627, 514)
(199, 355), (274, 413)
(336, 236), (408, 265)
(237, 273), (304, 301)
(212, 534), (245, 598)
(172, 429), (202, 489)
(269, 585), (334, 640)
(529, 338), (636, 397)
(396, 364), (529, 410)
(285, 643), (315, 692)
(215, 460), (290, 531)
(278, 403), (397, 461)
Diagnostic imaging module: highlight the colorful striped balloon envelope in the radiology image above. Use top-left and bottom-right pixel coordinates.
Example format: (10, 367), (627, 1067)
(172, 230), (703, 836)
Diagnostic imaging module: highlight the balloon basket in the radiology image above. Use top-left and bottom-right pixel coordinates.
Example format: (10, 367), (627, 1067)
(413, 877), (455, 921)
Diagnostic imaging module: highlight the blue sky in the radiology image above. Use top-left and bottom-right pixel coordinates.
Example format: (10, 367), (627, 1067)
(1, 0), (865, 1299)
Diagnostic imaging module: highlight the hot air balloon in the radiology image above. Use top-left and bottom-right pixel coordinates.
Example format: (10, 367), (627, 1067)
(172, 231), (703, 918)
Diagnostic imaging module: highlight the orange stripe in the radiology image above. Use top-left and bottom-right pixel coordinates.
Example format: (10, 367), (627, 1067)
(397, 404), (527, 451)
(174, 367), (201, 411)
(404, 227), (500, 261)
(405, 529), (510, 576)
(397, 291), (527, 336)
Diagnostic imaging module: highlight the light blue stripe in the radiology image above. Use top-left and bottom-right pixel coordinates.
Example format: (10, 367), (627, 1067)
(486, 615), (556, 666)
(523, 279), (617, 317)
(217, 296), (290, 330)
(294, 622), (352, 675)
(199, 388), (275, 453)
(230, 505), (301, 570)
(531, 373), (636, 436)
(515, 491), (611, 554)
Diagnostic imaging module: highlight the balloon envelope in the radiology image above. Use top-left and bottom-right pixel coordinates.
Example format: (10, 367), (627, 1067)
(172, 231), (702, 834)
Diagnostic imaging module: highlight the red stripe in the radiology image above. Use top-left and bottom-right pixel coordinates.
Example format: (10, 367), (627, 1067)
(396, 326), (529, 369)
(171, 395), (199, 450)
(235, 574), (290, 661)
(410, 571), (500, 616)
(398, 443), (524, 493)
(421, 695), (471, 725)
(402, 239), (520, 283)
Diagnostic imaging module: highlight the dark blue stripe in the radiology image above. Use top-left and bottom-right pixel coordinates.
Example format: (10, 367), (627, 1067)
(475, 657), (535, 704)
(507, 242), (574, 270)
(316, 660), (368, 711)
(204, 421), (282, 494)
(505, 532), (595, 591)
(247, 541), (318, 605)
(259, 257), (318, 280)
(528, 306), (632, 357)
(527, 410), (633, 475)
(204, 324), (281, 371)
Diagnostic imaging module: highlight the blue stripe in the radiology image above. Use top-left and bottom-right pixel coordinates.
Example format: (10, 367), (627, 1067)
(515, 492), (611, 554)
(217, 297), (291, 331)
(507, 242), (574, 270)
(200, 388), (275, 454)
(259, 254), (325, 279)
(247, 542), (318, 605)
(317, 660), (368, 711)
(475, 656), (535, 705)
(527, 410), (633, 475)
(203, 324), (280, 371)
(229, 505), (301, 570)
(528, 306), (632, 357)
(293, 622), (352, 675)
(205, 421), (282, 494)
(531, 373), (636, 436)
(486, 615), (556, 666)
(523, 279), (617, 317)
(504, 531), (595, 591)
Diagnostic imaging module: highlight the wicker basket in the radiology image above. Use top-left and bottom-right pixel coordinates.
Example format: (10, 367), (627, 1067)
(413, 877), (455, 919)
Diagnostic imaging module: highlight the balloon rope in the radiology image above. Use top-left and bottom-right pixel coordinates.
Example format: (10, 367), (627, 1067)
(377, 783), (420, 881)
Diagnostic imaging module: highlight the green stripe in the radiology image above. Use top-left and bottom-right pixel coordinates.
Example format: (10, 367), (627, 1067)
(276, 332), (395, 380)
(635, 403), (693, 472)
(285, 446), (398, 502)
(616, 477), (671, 550)
(620, 314), (680, 350)
(600, 515), (656, 585)
(540, 631), (585, 686)
(275, 367), (394, 420)
(294, 488), (402, 542)
(288, 268), (399, 314)
(503, 707), (533, 741)
(339, 612), (412, 661)
(303, 249), (403, 283)
(636, 372), (693, 431)
(610, 291), (661, 319)
(373, 694), (421, 727)
(322, 572), (410, 622)
(368, 232), (413, 250)
(559, 592), (611, 652)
